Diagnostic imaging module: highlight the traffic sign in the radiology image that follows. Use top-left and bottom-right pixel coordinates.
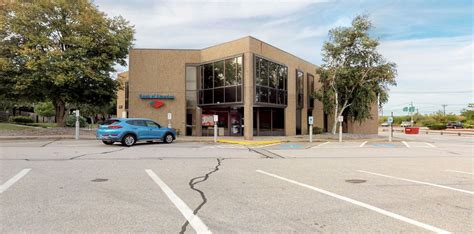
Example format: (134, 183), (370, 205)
(387, 117), (393, 124)
(167, 113), (172, 120)
(338, 116), (343, 122)
(308, 116), (314, 125)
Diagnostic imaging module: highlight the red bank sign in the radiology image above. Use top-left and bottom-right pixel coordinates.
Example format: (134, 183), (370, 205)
(149, 100), (164, 109)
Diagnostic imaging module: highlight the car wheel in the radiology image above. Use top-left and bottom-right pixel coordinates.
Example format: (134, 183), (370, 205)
(164, 133), (174, 144)
(102, 140), (114, 145)
(121, 134), (136, 146)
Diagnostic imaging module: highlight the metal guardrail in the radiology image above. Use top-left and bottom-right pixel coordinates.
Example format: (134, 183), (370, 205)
(380, 128), (474, 136)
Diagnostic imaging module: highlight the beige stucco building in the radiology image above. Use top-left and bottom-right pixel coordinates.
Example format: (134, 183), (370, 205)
(119, 36), (378, 139)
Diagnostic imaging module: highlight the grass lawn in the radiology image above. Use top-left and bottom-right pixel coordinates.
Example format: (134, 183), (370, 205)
(0, 123), (34, 130)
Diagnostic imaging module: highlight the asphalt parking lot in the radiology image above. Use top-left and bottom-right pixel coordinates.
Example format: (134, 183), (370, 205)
(1, 132), (473, 233)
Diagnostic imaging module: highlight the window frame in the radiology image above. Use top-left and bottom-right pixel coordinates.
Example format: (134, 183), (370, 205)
(254, 55), (288, 107)
(198, 54), (244, 106)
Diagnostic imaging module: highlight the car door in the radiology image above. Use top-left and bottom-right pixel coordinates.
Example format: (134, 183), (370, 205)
(145, 120), (164, 139)
(127, 120), (150, 139)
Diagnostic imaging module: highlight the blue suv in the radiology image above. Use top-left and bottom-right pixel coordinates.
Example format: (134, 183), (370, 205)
(96, 118), (176, 146)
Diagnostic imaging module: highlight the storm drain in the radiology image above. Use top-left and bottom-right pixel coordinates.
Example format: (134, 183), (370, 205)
(345, 179), (366, 184)
(91, 178), (108, 182)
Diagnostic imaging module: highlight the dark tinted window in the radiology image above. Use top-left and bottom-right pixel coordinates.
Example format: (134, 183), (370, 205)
(102, 119), (120, 125)
(213, 60), (224, 87)
(145, 121), (160, 127)
(198, 55), (243, 105)
(255, 56), (287, 105)
(203, 64), (213, 89)
(126, 120), (147, 126)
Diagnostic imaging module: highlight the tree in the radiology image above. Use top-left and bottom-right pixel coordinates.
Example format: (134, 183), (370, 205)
(34, 101), (55, 122)
(314, 15), (397, 134)
(1, 0), (134, 126)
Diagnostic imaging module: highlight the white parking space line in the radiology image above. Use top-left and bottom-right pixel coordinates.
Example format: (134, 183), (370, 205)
(445, 169), (474, 175)
(256, 170), (449, 233)
(312, 141), (330, 148)
(401, 141), (410, 148)
(359, 141), (368, 148)
(145, 169), (211, 234)
(0, 169), (32, 194)
(425, 143), (436, 148)
(358, 170), (474, 195)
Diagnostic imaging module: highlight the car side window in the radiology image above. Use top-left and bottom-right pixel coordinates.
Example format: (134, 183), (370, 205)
(126, 120), (147, 126)
(146, 121), (160, 128)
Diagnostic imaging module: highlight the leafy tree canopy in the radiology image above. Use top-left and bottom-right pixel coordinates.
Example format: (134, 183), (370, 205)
(34, 101), (55, 117)
(314, 15), (397, 133)
(1, 0), (134, 126)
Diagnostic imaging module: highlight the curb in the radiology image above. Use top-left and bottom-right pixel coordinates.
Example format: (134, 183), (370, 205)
(217, 139), (281, 145)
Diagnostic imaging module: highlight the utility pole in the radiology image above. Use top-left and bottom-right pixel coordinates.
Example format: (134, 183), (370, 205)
(441, 104), (448, 115)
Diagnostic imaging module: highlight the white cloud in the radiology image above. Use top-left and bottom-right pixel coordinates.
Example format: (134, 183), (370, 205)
(379, 36), (473, 114)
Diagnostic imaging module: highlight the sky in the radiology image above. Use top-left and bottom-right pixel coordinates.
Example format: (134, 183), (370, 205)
(95, 0), (473, 116)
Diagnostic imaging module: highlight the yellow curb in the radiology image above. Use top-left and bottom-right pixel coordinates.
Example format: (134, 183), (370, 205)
(217, 139), (281, 145)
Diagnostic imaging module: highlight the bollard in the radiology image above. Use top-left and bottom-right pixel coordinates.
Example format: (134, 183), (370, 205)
(75, 110), (80, 140)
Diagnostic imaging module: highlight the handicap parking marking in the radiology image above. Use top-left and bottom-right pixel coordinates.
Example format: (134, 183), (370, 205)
(371, 143), (399, 148)
(276, 143), (306, 149)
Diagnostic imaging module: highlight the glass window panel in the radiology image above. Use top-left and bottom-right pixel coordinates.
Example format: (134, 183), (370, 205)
(277, 65), (284, 89)
(236, 56), (242, 85)
(225, 58), (236, 86)
(284, 67), (288, 91)
(269, 63), (277, 88)
(204, 89), (213, 104)
(213, 61), (224, 87)
(237, 85), (242, 102)
(224, 86), (236, 103)
(214, 87), (224, 104)
(203, 64), (213, 89)
(269, 88), (277, 104)
(259, 86), (268, 103)
(186, 66), (197, 90)
(259, 59), (268, 86)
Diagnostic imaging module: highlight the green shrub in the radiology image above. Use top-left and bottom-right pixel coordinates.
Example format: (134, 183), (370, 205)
(65, 115), (86, 127)
(312, 126), (323, 134)
(421, 118), (436, 127)
(9, 116), (34, 124)
(427, 123), (446, 130)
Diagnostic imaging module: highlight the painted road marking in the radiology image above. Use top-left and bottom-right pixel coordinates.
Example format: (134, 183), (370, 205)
(359, 141), (368, 147)
(358, 170), (474, 195)
(312, 141), (330, 148)
(445, 169), (474, 175)
(145, 169), (211, 234)
(0, 169), (32, 194)
(425, 143), (436, 148)
(256, 170), (449, 233)
(401, 141), (410, 148)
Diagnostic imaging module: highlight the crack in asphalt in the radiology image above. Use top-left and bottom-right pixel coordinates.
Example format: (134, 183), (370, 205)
(68, 148), (127, 160)
(180, 158), (223, 234)
(41, 139), (60, 147)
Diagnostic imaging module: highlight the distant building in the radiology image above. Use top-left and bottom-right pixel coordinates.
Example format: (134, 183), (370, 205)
(118, 36), (378, 139)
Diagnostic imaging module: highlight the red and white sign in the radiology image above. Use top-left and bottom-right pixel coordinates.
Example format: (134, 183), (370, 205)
(202, 114), (214, 126)
(149, 100), (164, 109)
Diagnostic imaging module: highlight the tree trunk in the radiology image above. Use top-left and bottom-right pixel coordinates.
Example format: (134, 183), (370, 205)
(331, 92), (339, 134)
(54, 100), (67, 127)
